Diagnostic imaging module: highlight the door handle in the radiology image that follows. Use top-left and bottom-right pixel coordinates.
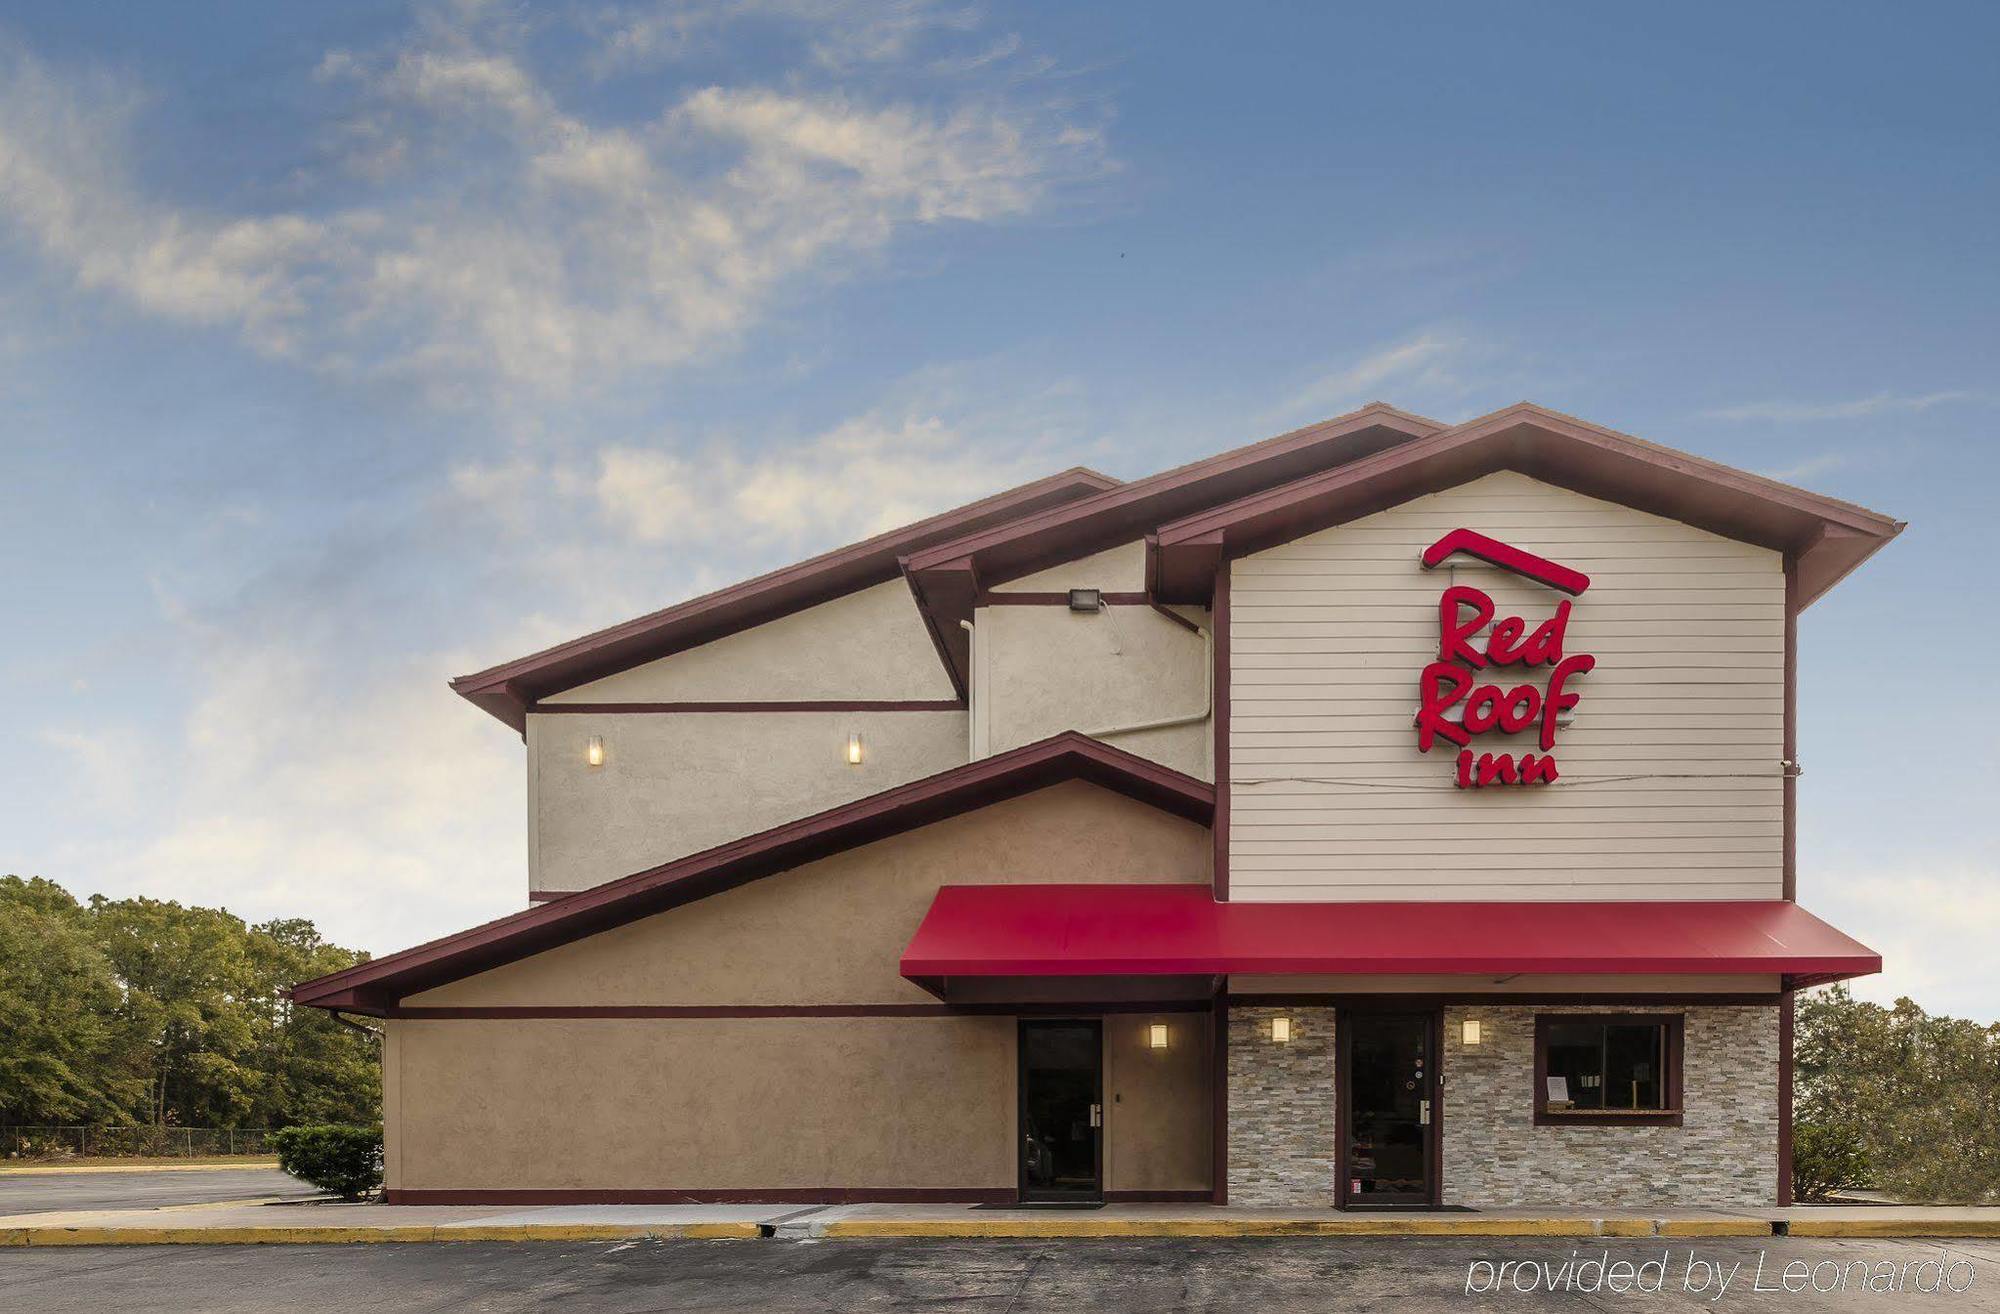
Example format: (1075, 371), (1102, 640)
(1420, 1099), (1431, 1126)
(1089, 1103), (1102, 1128)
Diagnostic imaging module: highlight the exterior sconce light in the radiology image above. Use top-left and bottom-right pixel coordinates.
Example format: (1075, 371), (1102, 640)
(846, 733), (864, 765)
(1461, 1018), (1484, 1046)
(1269, 1016), (1292, 1044)
(1147, 1023), (1170, 1050)
(585, 736), (605, 768)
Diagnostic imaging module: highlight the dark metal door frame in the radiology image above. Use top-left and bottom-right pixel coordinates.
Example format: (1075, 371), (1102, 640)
(1016, 1018), (1104, 1202)
(1334, 1006), (1442, 1208)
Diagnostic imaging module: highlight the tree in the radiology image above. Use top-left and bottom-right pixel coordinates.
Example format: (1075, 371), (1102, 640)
(1794, 984), (2000, 1203)
(0, 877), (146, 1126)
(88, 895), (265, 1127)
(245, 918), (379, 1126)
(0, 874), (380, 1136)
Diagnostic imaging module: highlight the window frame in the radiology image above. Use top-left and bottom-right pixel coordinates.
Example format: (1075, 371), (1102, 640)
(1532, 1012), (1684, 1127)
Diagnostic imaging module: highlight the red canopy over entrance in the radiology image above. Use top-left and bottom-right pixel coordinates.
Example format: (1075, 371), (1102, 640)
(899, 885), (1879, 991)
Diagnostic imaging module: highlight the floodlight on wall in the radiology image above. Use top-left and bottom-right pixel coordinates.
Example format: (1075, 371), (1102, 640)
(585, 736), (605, 768)
(1461, 1018), (1484, 1046)
(1147, 1023), (1170, 1050)
(1067, 588), (1103, 613)
(846, 733), (865, 765)
(1270, 1016), (1292, 1044)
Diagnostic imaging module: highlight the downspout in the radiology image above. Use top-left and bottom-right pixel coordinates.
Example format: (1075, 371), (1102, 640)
(1082, 603), (1213, 739)
(332, 1010), (385, 1040)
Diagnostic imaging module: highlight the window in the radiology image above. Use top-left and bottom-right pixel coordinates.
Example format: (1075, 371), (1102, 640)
(1533, 1014), (1683, 1126)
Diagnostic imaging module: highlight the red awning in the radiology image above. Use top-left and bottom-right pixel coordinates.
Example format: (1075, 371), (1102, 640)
(899, 885), (1880, 988)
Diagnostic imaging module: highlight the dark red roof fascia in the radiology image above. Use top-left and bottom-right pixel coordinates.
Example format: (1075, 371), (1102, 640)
(451, 467), (1120, 731)
(901, 403), (1445, 691)
(1150, 402), (1904, 606)
(291, 732), (1213, 1015)
(899, 884), (1882, 988)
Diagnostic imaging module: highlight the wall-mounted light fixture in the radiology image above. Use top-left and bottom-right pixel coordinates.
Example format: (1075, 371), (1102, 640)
(1460, 1018), (1484, 1046)
(1067, 588), (1103, 613)
(1270, 1016), (1292, 1044)
(1147, 1022), (1170, 1050)
(846, 733), (865, 765)
(585, 736), (605, 768)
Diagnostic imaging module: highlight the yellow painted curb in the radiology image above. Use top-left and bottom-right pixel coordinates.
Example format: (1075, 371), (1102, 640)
(9, 1223), (760, 1246)
(820, 1217), (1613, 1239)
(1655, 1219), (1774, 1237)
(435, 1223), (759, 1243)
(1787, 1219), (2000, 1239)
(0, 1162), (279, 1177)
(1597, 1219), (1659, 1237)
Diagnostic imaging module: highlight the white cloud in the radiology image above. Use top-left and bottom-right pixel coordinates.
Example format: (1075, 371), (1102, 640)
(468, 397), (1070, 551)
(33, 621), (526, 954)
(1811, 860), (2000, 1024)
(0, 5), (1108, 397)
(33, 377), (1094, 956)
(1757, 453), (1849, 483)
(591, 0), (984, 75)
(1268, 330), (1490, 426)
(1704, 390), (1980, 422)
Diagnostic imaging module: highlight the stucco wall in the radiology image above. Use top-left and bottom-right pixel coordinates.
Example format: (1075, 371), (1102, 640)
(992, 539), (1149, 593)
(529, 709), (966, 893)
(527, 578), (973, 894)
(1229, 470), (1786, 901)
(1440, 1004), (1781, 1208)
(974, 603), (1212, 780)
(386, 1013), (1214, 1195)
(388, 1016), (1017, 1191)
(1104, 1013), (1213, 1194)
(390, 780), (1217, 1196)
(412, 780), (1213, 1008)
(544, 580), (956, 702)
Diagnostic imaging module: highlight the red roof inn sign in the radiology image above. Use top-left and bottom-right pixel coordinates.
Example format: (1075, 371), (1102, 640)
(1414, 530), (1595, 789)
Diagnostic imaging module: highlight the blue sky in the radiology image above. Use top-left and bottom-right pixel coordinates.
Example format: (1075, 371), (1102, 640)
(2, 2), (1993, 1016)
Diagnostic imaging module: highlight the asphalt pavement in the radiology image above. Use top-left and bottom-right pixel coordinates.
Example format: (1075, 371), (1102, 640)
(2, 1237), (1997, 1313)
(0, 1168), (315, 1216)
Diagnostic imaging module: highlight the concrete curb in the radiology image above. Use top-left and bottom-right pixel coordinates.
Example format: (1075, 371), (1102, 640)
(7, 1216), (1999, 1245)
(1787, 1219), (2000, 1239)
(815, 1217), (1743, 1240)
(0, 1222), (760, 1246)
(813, 1217), (2000, 1240)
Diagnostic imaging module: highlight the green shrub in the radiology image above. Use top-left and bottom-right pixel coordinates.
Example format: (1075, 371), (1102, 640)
(269, 1124), (382, 1200)
(1792, 1119), (1872, 1202)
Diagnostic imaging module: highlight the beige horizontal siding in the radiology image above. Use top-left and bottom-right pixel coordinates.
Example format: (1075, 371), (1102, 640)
(1228, 471), (1785, 902)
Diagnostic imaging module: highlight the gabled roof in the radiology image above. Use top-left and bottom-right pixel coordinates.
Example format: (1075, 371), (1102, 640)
(1151, 402), (1904, 606)
(902, 402), (1445, 694)
(290, 732), (1214, 1015)
(452, 467), (1120, 732)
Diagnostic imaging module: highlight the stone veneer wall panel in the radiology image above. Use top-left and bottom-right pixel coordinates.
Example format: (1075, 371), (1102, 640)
(1440, 1004), (1779, 1208)
(1226, 1006), (1337, 1205)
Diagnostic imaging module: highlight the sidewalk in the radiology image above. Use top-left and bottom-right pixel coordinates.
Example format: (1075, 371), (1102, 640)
(5, 1199), (2000, 1245)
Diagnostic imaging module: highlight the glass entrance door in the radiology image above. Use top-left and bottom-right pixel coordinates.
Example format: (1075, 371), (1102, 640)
(1342, 1011), (1437, 1206)
(1018, 1020), (1103, 1201)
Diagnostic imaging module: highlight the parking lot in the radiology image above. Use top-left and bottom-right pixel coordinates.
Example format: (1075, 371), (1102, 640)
(1, 1237), (1995, 1313)
(0, 1168), (313, 1216)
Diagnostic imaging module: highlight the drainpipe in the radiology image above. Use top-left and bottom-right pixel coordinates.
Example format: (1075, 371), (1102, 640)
(1082, 604), (1213, 739)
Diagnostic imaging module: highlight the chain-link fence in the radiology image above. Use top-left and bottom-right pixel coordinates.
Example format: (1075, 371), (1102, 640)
(1, 1126), (275, 1160)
